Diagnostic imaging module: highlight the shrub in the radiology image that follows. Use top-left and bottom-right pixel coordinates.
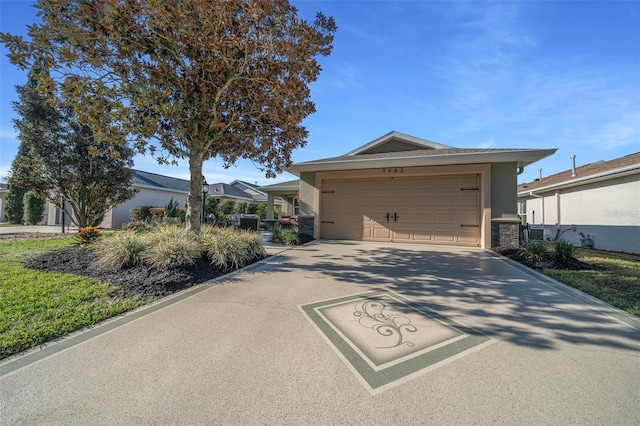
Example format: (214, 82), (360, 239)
(149, 207), (165, 222)
(199, 226), (264, 270)
(271, 226), (300, 246)
(94, 231), (150, 270)
(74, 226), (102, 245)
(555, 239), (576, 261)
(22, 191), (45, 225)
(164, 197), (179, 217)
(144, 224), (200, 269)
(130, 206), (154, 222)
(518, 241), (548, 263)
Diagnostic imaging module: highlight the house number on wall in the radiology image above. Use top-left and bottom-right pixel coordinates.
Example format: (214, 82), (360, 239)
(382, 167), (404, 173)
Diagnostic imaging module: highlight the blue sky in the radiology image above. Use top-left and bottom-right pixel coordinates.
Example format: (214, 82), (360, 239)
(1, 1), (639, 186)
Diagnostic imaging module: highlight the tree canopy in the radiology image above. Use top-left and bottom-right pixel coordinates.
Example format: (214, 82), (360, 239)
(9, 78), (136, 228)
(1, 0), (336, 231)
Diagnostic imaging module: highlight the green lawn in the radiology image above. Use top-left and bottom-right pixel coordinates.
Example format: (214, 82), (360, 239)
(542, 249), (640, 317)
(0, 238), (148, 359)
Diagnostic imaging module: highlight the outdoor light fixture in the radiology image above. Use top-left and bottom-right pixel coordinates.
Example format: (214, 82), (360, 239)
(202, 178), (209, 223)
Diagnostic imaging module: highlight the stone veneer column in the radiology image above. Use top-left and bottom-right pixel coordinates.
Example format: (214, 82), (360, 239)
(297, 215), (315, 239)
(491, 218), (521, 249)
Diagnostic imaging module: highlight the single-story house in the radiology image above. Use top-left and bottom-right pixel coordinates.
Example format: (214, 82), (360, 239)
(208, 180), (283, 207)
(517, 152), (640, 254)
(43, 170), (191, 229)
(275, 131), (556, 249)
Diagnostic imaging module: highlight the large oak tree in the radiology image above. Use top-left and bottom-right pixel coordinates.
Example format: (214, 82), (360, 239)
(1, 0), (336, 231)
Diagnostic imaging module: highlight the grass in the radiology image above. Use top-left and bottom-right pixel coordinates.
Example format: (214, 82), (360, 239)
(0, 238), (148, 359)
(541, 249), (640, 317)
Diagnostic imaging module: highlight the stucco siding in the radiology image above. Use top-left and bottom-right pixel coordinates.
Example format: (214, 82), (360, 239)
(490, 162), (518, 219)
(105, 187), (188, 229)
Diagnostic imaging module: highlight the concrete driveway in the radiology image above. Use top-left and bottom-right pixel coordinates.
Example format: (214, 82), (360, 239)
(1, 241), (639, 424)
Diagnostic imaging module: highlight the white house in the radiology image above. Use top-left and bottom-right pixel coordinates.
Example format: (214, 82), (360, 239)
(517, 152), (640, 254)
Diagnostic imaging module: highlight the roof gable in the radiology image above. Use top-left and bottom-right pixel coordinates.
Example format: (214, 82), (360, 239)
(345, 131), (452, 156)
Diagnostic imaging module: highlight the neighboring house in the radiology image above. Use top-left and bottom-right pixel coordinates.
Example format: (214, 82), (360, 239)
(208, 182), (256, 204)
(274, 131), (555, 249)
(44, 169), (191, 229)
(517, 152), (640, 254)
(260, 179), (300, 219)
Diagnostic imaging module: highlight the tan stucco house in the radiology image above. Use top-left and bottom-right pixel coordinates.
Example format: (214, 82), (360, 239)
(277, 131), (556, 249)
(518, 152), (640, 254)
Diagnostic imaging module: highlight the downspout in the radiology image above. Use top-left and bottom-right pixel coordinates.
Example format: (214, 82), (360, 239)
(529, 191), (544, 225)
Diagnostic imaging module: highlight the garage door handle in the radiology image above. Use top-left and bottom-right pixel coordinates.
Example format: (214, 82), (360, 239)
(460, 224), (479, 227)
(321, 221), (334, 224)
(393, 213), (398, 221)
(385, 213), (390, 222)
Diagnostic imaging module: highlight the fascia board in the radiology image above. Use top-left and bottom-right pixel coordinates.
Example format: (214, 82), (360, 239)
(287, 149), (557, 175)
(517, 164), (640, 197)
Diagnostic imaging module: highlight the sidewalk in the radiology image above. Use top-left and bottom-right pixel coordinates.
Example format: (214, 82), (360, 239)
(0, 224), (78, 235)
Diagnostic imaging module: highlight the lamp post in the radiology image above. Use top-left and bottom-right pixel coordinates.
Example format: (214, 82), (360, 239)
(202, 178), (209, 224)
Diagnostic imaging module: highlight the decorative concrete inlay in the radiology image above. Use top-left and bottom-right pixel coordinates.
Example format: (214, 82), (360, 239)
(300, 290), (492, 394)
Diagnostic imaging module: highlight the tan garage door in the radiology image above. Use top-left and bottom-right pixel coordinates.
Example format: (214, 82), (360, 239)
(320, 174), (481, 246)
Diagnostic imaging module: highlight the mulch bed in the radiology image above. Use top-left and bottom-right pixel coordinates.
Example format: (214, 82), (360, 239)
(496, 248), (595, 271)
(24, 244), (255, 299)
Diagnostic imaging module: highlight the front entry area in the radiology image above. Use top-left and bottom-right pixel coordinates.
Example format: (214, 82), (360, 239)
(320, 174), (481, 246)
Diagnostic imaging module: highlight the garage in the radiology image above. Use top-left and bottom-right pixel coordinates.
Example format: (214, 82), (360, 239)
(282, 131), (556, 249)
(320, 174), (481, 246)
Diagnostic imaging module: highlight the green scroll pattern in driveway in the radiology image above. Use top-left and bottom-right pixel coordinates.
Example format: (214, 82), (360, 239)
(301, 290), (492, 394)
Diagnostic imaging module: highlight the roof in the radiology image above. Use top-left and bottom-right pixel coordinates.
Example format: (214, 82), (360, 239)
(518, 152), (640, 194)
(260, 179), (300, 193)
(286, 132), (556, 175)
(208, 183), (256, 202)
(287, 147), (557, 175)
(131, 170), (191, 192)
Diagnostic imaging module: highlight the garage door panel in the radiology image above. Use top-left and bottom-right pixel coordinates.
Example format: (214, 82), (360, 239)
(458, 230), (480, 244)
(456, 212), (480, 226)
(412, 212), (433, 223)
(434, 230), (455, 242)
(434, 212), (455, 224)
(413, 195), (433, 206)
(434, 195), (455, 206)
(458, 194), (479, 206)
(457, 176), (479, 188)
(392, 228), (411, 241)
(372, 227), (391, 239)
(412, 229), (433, 241)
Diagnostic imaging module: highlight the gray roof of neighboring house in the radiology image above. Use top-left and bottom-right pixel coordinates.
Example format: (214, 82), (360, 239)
(208, 182), (255, 202)
(131, 170), (191, 192)
(518, 152), (640, 194)
(230, 180), (268, 202)
(260, 179), (300, 193)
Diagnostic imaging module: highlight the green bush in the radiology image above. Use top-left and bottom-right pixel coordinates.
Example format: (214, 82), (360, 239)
(164, 197), (179, 217)
(95, 231), (150, 270)
(555, 239), (576, 261)
(130, 206), (154, 222)
(22, 191), (45, 225)
(272, 226), (300, 246)
(518, 241), (548, 263)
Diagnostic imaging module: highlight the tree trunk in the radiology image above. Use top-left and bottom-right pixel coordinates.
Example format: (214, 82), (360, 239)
(186, 155), (205, 232)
